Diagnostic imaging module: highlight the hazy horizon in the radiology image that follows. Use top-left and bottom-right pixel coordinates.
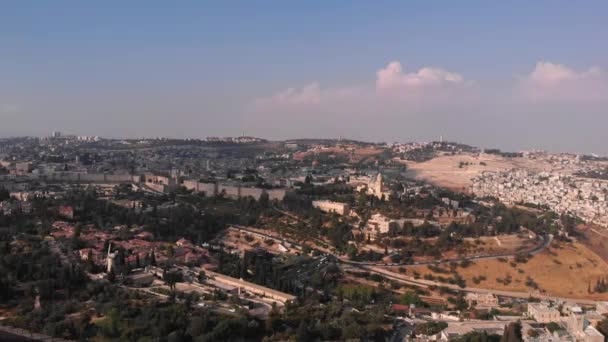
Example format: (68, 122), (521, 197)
(2, 2), (607, 154)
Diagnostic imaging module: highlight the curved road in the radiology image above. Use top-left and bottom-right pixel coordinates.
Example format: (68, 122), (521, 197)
(231, 224), (552, 267)
(367, 233), (553, 268)
(268, 207), (554, 267)
(232, 214), (597, 304)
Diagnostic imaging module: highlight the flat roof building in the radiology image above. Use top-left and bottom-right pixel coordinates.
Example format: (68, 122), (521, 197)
(528, 303), (560, 323)
(205, 270), (296, 304)
(465, 292), (499, 308)
(312, 200), (350, 215)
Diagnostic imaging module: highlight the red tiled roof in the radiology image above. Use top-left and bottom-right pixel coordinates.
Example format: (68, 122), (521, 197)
(391, 304), (410, 311)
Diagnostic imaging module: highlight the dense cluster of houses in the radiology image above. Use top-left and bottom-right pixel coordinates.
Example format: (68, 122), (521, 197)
(407, 299), (607, 342)
(524, 302), (605, 342)
(472, 170), (608, 227)
(0, 200), (33, 215)
(50, 221), (208, 271)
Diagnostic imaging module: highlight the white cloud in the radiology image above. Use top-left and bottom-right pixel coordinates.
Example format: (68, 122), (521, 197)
(258, 82), (322, 106)
(245, 59), (608, 150)
(254, 61), (466, 110)
(528, 61), (601, 85)
(253, 82), (365, 110)
(376, 61), (464, 90)
(252, 60), (607, 122)
(521, 61), (606, 102)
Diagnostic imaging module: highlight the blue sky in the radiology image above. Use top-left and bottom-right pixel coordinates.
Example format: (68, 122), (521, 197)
(1, 2), (607, 153)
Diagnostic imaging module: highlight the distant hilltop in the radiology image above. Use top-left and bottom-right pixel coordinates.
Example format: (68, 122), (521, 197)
(1, 134), (606, 159)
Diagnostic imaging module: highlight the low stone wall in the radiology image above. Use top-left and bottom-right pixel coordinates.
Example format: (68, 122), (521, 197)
(1, 172), (138, 184)
(182, 180), (288, 201)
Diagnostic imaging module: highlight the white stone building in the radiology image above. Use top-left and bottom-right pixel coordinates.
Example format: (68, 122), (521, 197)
(527, 303), (561, 323)
(312, 200), (350, 215)
(364, 213), (397, 239)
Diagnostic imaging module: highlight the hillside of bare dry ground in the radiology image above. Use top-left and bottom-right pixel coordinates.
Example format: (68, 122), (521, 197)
(400, 241), (608, 300)
(578, 225), (608, 264)
(401, 152), (558, 191)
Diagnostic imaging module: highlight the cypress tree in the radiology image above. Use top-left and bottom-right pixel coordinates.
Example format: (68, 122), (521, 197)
(150, 250), (157, 266)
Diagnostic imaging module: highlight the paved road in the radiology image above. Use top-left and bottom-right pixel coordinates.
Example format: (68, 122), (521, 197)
(355, 263), (597, 305)
(0, 325), (72, 342)
(352, 233), (553, 268)
(0, 331), (37, 342)
(232, 219), (596, 305)
(270, 207), (553, 267)
(230, 224), (552, 267)
(591, 228), (608, 239)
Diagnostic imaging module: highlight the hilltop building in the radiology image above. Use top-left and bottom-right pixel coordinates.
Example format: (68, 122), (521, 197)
(355, 172), (392, 200)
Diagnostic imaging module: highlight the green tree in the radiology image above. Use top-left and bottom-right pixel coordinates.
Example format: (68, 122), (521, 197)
(107, 269), (116, 283)
(595, 318), (608, 338)
(457, 331), (501, 342)
(296, 322), (310, 342)
(73, 223), (82, 239)
(500, 321), (522, 342)
(342, 321), (365, 340)
(150, 250), (157, 266)
(99, 307), (121, 338)
(546, 322), (561, 333)
(400, 291), (424, 306)
(259, 191), (270, 208)
(265, 303), (282, 333)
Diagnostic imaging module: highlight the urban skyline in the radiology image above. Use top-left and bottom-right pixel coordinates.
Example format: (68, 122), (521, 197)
(2, 2), (608, 154)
